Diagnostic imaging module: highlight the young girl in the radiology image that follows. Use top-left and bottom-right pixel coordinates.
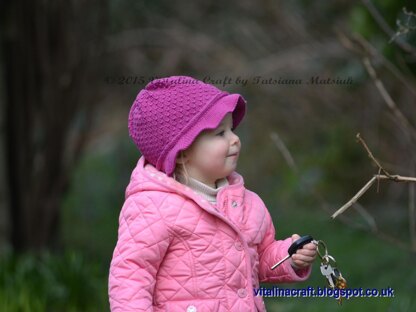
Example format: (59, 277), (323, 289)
(108, 76), (317, 312)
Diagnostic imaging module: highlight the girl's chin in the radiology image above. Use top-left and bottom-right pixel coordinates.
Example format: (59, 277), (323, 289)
(201, 163), (238, 182)
(223, 165), (237, 177)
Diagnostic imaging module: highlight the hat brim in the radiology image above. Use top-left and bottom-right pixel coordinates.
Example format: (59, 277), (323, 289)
(161, 93), (247, 176)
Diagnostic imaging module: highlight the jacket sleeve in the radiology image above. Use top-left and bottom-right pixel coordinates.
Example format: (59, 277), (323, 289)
(108, 196), (171, 311)
(257, 204), (311, 283)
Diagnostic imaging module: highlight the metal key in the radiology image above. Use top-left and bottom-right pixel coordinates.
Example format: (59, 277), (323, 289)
(271, 235), (314, 270)
(320, 256), (345, 305)
(316, 241), (347, 305)
(320, 261), (336, 288)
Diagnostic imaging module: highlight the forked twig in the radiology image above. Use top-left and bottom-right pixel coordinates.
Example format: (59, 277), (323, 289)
(271, 132), (415, 251)
(332, 134), (416, 219)
(356, 133), (391, 177)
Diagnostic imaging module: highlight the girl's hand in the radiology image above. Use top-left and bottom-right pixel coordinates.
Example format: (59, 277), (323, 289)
(289, 234), (317, 269)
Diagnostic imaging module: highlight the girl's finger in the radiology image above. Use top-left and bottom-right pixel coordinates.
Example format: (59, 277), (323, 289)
(292, 253), (316, 263)
(291, 234), (300, 242)
(296, 249), (317, 257)
(303, 243), (317, 250)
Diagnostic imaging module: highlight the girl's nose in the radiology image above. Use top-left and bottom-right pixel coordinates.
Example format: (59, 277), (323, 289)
(230, 132), (240, 146)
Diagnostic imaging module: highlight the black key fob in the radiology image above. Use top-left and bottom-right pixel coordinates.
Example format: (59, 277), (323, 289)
(288, 235), (314, 256)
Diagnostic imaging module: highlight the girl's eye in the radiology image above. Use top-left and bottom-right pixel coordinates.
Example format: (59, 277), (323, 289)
(216, 128), (235, 136)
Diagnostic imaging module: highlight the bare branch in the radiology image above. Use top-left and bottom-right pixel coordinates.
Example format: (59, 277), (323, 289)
(361, 0), (395, 38)
(389, 7), (416, 44)
(410, 173), (416, 252)
(271, 133), (416, 251)
(375, 174), (416, 183)
(361, 57), (416, 143)
(332, 134), (416, 219)
(270, 132), (298, 173)
(336, 31), (416, 143)
(361, 0), (416, 56)
(356, 133), (391, 177)
(331, 176), (377, 219)
(332, 174), (416, 219)
(336, 30), (416, 99)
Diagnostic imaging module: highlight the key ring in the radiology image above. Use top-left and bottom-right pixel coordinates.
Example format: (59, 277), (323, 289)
(323, 254), (337, 266)
(315, 240), (329, 260)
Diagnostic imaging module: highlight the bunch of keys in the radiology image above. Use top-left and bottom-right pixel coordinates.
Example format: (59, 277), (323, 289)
(316, 239), (347, 305)
(271, 235), (347, 305)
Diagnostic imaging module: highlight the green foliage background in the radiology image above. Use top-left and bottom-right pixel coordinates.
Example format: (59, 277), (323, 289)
(1, 0), (416, 311)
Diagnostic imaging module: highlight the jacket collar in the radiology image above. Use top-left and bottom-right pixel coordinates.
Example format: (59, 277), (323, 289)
(125, 156), (245, 209)
(176, 174), (229, 204)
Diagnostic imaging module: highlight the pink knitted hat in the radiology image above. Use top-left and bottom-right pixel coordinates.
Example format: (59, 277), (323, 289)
(128, 75), (247, 176)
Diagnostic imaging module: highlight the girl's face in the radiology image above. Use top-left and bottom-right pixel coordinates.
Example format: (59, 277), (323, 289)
(178, 112), (241, 188)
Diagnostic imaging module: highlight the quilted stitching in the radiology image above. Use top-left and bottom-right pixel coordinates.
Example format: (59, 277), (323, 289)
(166, 298), (220, 312)
(109, 156), (311, 311)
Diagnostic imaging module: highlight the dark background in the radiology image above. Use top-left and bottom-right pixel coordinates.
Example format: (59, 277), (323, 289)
(1, 0), (415, 311)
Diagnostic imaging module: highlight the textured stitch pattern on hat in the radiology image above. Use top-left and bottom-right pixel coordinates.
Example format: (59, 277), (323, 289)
(128, 76), (246, 176)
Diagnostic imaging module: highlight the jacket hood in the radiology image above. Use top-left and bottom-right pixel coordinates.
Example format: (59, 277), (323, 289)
(125, 156), (245, 202)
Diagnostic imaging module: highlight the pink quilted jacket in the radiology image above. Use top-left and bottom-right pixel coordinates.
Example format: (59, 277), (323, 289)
(108, 156), (311, 311)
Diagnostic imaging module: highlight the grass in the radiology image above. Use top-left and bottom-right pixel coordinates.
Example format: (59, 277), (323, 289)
(0, 250), (109, 312)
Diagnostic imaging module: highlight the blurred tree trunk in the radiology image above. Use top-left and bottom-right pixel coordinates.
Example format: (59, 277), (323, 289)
(0, 0), (108, 252)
